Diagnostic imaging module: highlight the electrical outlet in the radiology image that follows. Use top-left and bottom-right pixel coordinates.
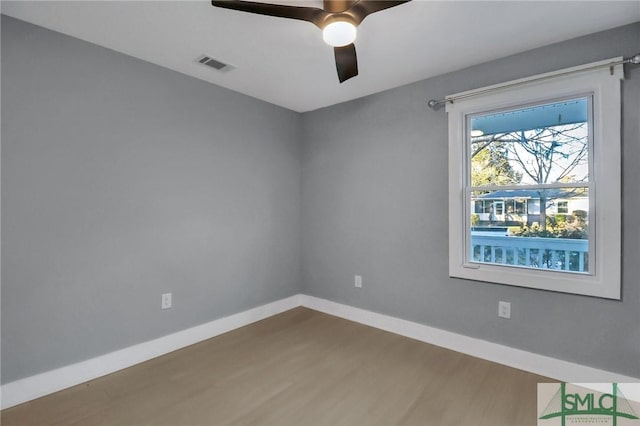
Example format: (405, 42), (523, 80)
(162, 293), (172, 309)
(354, 275), (362, 288)
(498, 301), (511, 319)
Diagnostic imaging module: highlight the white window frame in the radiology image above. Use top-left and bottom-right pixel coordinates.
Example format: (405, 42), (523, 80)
(447, 58), (623, 299)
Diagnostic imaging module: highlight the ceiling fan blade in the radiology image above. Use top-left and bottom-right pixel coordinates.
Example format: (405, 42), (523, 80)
(211, 1), (329, 28)
(349, 0), (411, 24)
(334, 44), (358, 83)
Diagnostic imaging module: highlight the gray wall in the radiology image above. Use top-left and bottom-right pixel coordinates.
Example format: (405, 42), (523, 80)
(301, 23), (640, 378)
(1, 15), (301, 384)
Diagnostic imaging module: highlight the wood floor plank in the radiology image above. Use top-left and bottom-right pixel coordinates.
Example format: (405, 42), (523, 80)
(2, 307), (553, 425)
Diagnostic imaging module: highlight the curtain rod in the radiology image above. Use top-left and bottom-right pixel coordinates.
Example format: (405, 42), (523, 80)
(426, 53), (640, 109)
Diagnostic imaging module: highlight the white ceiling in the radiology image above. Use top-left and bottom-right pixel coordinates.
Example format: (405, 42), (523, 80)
(2, 1), (639, 112)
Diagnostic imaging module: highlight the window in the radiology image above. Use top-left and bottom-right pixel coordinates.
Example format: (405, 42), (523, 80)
(447, 58), (622, 299)
(557, 201), (569, 214)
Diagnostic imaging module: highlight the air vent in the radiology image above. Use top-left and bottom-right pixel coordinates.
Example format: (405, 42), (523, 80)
(197, 55), (233, 72)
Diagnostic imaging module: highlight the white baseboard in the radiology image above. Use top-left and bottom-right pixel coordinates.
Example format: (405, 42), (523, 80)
(3, 293), (637, 410)
(0, 294), (302, 410)
(299, 295), (640, 384)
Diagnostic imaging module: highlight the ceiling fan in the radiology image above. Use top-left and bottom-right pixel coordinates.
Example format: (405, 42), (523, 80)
(210, 0), (411, 83)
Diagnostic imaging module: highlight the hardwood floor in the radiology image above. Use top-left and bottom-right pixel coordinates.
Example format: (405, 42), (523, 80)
(2, 307), (552, 425)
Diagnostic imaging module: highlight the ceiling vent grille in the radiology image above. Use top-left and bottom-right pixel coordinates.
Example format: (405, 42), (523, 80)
(197, 55), (233, 72)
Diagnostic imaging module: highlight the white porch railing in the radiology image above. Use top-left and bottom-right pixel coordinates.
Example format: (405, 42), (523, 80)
(470, 235), (589, 272)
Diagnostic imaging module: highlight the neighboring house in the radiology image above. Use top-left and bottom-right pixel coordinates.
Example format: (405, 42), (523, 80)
(471, 188), (589, 226)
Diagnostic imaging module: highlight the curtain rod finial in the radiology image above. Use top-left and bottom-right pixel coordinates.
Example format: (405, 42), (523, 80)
(427, 99), (439, 109)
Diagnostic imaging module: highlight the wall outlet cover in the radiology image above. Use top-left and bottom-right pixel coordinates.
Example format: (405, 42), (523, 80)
(162, 293), (172, 309)
(354, 275), (362, 288)
(498, 301), (511, 319)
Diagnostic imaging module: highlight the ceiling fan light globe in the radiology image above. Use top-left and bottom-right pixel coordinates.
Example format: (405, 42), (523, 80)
(322, 21), (357, 47)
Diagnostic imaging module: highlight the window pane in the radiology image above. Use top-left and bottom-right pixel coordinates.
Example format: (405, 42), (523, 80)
(557, 201), (569, 214)
(469, 187), (589, 272)
(469, 98), (590, 187)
